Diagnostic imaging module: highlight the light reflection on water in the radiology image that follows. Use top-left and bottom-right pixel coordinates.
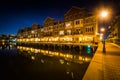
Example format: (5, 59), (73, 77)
(0, 43), (95, 80)
(16, 45), (93, 80)
(17, 46), (92, 63)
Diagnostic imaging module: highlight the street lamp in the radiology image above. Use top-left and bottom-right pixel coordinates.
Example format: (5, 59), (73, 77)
(100, 28), (105, 32)
(101, 11), (108, 53)
(101, 11), (108, 18)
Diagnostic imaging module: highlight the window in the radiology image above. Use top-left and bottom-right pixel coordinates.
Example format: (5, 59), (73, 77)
(89, 28), (91, 32)
(76, 20), (80, 25)
(86, 28), (88, 32)
(66, 23), (71, 27)
(59, 30), (64, 35)
(78, 29), (81, 34)
(54, 31), (58, 35)
(81, 20), (83, 24)
(67, 30), (71, 35)
(75, 29), (81, 34)
(88, 28), (89, 32)
(54, 25), (58, 29)
(92, 27), (93, 32)
(86, 26), (94, 33)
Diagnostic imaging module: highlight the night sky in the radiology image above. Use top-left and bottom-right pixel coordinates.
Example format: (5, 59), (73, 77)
(0, 0), (119, 34)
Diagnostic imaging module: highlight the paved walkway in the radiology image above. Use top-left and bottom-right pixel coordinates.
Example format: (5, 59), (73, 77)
(83, 42), (120, 80)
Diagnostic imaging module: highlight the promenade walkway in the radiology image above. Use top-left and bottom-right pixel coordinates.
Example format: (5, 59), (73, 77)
(83, 42), (120, 80)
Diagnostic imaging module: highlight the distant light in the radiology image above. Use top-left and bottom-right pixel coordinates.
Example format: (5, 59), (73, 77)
(41, 59), (44, 63)
(59, 59), (64, 64)
(108, 26), (111, 29)
(31, 56), (35, 60)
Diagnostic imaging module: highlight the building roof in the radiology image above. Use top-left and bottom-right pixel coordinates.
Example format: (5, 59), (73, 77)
(64, 6), (85, 16)
(43, 17), (55, 24)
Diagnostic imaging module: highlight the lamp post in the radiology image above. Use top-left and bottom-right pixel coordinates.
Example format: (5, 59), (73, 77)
(101, 11), (108, 53)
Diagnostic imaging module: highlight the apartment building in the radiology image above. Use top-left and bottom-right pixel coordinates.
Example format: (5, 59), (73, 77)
(108, 15), (120, 43)
(17, 6), (100, 44)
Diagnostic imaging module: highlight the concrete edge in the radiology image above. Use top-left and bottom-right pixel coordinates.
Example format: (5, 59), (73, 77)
(82, 43), (104, 80)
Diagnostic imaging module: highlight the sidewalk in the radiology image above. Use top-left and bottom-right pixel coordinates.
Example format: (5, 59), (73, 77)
(83, 42), (120, 80)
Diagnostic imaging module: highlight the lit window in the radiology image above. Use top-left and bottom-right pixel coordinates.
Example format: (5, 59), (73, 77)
(31, 31), (34, 33)
(78, 29), (81, 34)
(41, 29), (44, 32)
(66, 23), (70, 27)
(67, 30), (71, 35)
(59, 30), (64, 35)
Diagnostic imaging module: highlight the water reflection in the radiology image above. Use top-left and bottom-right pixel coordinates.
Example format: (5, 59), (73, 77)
(16, 46), (94, 80)
(0, 43), (94, 80)
(0, 42), (16, 50)
(17, 46), (92, 63)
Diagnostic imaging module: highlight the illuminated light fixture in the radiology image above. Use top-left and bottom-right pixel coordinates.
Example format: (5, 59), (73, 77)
(82, 57), (85, 61)
(35, 38), (38, 42)
(54, 38), (58, 41)
(49, 38), (52, 41)
(101, 11), (108, 18)
(79, 56), (82, 60)
(79, 38), (82, 41)
(38, 39), (40, 41)
(101, 28), (105, 32)
(54, 52), (59, 56)
(31, 38), (35, 42)
(23, 39), (25, 42)
(26, 39), (29, 42)
(20, 39), (22, 42)
(26, 48), (29, 50)
(60, 53), (64, 57)
(65, 38), (72, 41)
(85, 58), (88, 61)
(45, 51), (48, 54)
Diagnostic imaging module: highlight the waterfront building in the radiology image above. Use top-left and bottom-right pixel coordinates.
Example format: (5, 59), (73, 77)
(0, 34), (16, 44)
(108, 15), (120, 43)
(17, 6), (100, 44)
